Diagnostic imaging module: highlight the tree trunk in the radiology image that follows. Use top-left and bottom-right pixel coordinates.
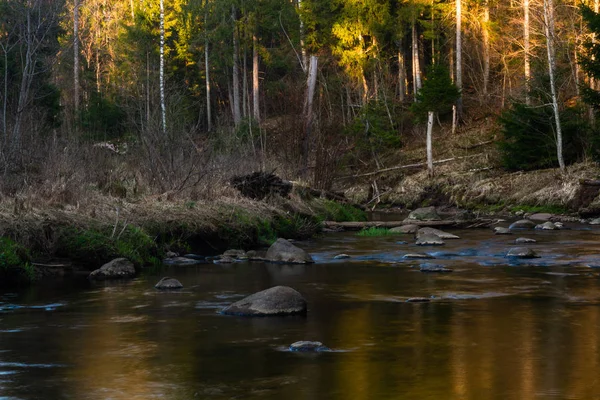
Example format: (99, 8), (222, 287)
(398, 41), (407, 102)
(543, 0), (565, 172)
(426, 111), (434, 177)
(159, 0), (167, 134)
(412, 13), (422, 100)
(74, 0), (80, 114)
(452, 0), (463, 133)
(301, 55), (318, 178)
(232, 6), (241, 127)
(297, 0), (308, 72)
(205, 12), (212, 132)
(253, 34), (260, 122)
(524, 0), (531, 104)
(482, 0), (490, 99)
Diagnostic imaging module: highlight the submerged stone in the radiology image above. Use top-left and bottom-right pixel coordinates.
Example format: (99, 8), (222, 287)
(222, 249), (248, 259)
(416, 234), (445, 246)
(406, 297), (431, 303)
(389, 224), (419, 234)
(509, 219), (537, 230)
(506, 247), (538, 258)
(417, 227), (460, 239)
(164, 256), (203, 265)
(419, 263), (453, 273)
(403, 253), (435, 259)
(515, 237), (537, 244)
(535, 221), (557, 230)
(289, 341), (330, 352)
(494, 227), (512, 235)
(220, 286), (307, 316)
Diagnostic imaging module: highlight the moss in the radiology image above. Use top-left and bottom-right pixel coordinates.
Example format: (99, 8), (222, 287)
(0, 237), (34, 283)
(509, 204), (571, 215)
(313, 199), (367, 222)
(56, 225), (161, 268)
(356, 227), (400, 236)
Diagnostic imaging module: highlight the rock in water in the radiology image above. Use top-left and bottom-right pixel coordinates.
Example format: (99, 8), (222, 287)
(535, 221), (557, 230)
(155, 277), (183, 290)
(416, 234), (445, 246)
(265, 238), (314, 264)
(419, 263), (453, 273)
(406, 297), (431, 303)
(529, 213), (553, 222)
(506, 247), (538, 259)
(222, 249), (248, 259)
(334, 254), (350, 259)
(88, 258), (135, 280)
(515, 237), (537, 244)
(389, 224), (420, 234)
(494, 227), (512, 235)
(417, 227), (460, 239)
(509, 219), (536, 230)
(289, 341), (330, 352)
(220, 286), (307, 316)
(403, 253), (435, 259)
(407, 206), (441, 221)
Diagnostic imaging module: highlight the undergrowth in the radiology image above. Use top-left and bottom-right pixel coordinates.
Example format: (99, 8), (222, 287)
(0, 237), (35, 283)
(356, 227), (399, 236)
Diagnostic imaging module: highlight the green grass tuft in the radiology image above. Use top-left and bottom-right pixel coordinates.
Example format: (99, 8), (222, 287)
(356, 227), (400, 237)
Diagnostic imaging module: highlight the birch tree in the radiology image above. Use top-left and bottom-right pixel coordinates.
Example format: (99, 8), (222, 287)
(452, 0), (462, 133)
(74, 0), (80, 113)
(543, 0), (565, 171)
(524, 0), (531, 104)
(160, 0), (167, 134)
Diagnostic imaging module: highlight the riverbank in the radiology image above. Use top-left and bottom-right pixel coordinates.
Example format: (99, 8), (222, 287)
(0, 190), (366, 285)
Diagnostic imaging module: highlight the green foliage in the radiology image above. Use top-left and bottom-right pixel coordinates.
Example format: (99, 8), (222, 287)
(0, 238), (30, 270)
(356, 227), (398, 236)
(58, 226), (160, 267)
(509, 204), (570, 215)
(498, 102), (591, 171)
(411, 64), (460, 121)
(317, 199), (367, 222)
(345, 102), (401, 154)
(581, 5), (600, 109)
(80, 92), (127, 140)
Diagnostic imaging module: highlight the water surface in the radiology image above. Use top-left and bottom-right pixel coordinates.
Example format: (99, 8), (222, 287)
(2, 225), (600, 399)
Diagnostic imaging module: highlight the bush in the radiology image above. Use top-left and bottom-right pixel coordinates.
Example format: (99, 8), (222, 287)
(498, 102), (592, 171)
(0, 237), (34, 283)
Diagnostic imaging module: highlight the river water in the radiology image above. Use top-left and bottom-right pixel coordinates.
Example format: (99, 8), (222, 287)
(2, 224), (600, 399)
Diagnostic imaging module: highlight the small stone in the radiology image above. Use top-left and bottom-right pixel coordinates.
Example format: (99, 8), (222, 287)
(265, 238), (314, 264)
(494, 227), (512, 235)
(419, 263), (453, 273)
(389, 224), (419, 234)
(220, 286), (307, 316)
(289, 341), (330, 352)
(214, 256), (236, 264)
(506, 247), (538, 258)
(416, 234), (445, 246)
(165, 251), (178, 258)
(554, 222), (564, 229)
(515, 237), (537, 244)
(529, 213), (553, 222)
(396, 241), (408, 245)
(155, 277), (183, 290)
(417, 227), (460, 239)
(334, 254), (350, 259)
(223, 249), (247, 259)
(183, 254), (205, 260)
(403, 253), (435, 260)
(509, 219), (537, 230)
(406, 297), (431, 303)
(590, 218), (600, 225)
(535, 221), (557, 230)
(88, 258), (135, 280)
(164, 256), (203, 265)
(406, 206), (441, 221)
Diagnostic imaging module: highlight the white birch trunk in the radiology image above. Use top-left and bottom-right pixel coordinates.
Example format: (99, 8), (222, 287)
(482, 0), (490, 98)
(253, 34), (260, 122)
(412, 13), (422, 100)
(452, 0), (462, 133)
(301, 55), (318, 177)
(205, 16), (212, 132)
(232, 6), (241, 127)
(159, 0), (167, 134)
(297, 0), (307, 73)
(524, 0), (531, 104)
(543, 0), (565, 172)
(426, 111), (434, 177)
(74, 0), (80, 113)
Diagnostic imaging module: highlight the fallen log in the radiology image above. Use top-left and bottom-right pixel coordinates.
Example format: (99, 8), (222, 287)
(323, 219), (493, 231)
(579, 179), (600, 187)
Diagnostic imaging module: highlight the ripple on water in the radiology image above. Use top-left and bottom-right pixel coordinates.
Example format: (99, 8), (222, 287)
(0, 362), (65, 368)
(109, 315), (147, 323)
(196, 301), (231, 309)
(0, 303), (65, 313)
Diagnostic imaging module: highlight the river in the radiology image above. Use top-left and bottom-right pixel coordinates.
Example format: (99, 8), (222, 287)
(2, 223), (600, 399)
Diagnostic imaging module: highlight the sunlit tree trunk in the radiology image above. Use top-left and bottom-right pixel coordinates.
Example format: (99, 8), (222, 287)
(301, 55), (318, 177)
(297, 0), (307, 72)
(543, 0), (565, 172)
(159, 0), (166, 134)
(398, 40), (407, 102)
(412, 13), (422, 100)
(452, 0), (462, 134)
(482, 0), (490, 98)
(426, 111), (434, 177)
(252, 34), (260, 122)
(74, 0), (80, 114)
(205, 12), (212, 132)
(524, 0), (531, 104)
(232, 6), (241, 127)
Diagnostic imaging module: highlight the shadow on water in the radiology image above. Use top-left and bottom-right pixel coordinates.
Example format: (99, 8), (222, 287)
(2, 224), (600, 398)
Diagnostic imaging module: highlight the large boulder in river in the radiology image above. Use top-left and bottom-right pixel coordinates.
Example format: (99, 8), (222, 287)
(417, 227), (460, 239)
(389, 224), (419, 234)
(88, 258), (135, 280)
(529, 213), (553, 222)
(506, 247), (538, 259)
(416, 234), (445, 246)
(155, 277), (183, 290)
(220, 286), (307, 316)
(509, 219), (537, 230)
(265, 238), (314, 264)
(407, 206), (441, 221)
